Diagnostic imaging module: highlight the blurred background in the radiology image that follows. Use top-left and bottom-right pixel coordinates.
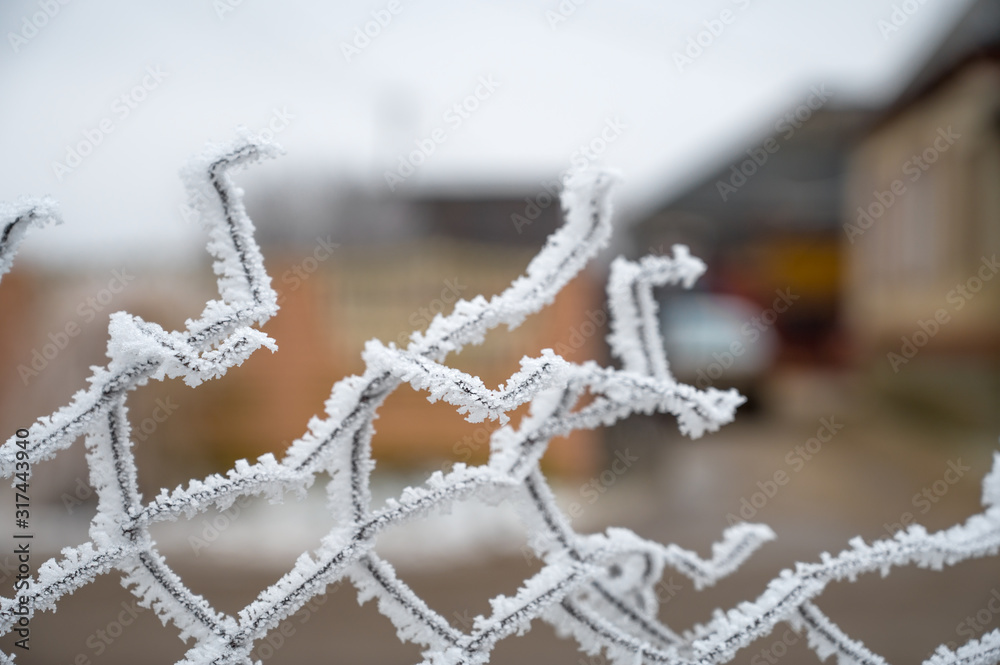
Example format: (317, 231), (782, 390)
(1, 0), (999, 662)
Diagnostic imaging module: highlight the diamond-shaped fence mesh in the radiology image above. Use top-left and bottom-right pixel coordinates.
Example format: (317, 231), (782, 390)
(0, 134), (998, 665)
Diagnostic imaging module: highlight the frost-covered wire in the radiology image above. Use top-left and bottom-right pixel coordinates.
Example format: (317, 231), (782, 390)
(0, 135), (997, 665)
(0, 197), (61, 278)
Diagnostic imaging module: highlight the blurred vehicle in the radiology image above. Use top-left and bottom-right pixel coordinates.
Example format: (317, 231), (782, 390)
(658, 292), (779, 405)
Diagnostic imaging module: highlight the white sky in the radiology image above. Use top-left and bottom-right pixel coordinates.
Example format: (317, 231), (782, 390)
(0, 0), (976, 266)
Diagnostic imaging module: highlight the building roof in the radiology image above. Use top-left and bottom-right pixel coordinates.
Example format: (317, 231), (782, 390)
(876, 0), (1000, 126)
(633, 106), (874, 239)
(247, 174), (565, 248)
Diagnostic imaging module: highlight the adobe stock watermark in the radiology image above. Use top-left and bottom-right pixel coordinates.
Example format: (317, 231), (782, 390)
(188, 494), (253, 555)
(545, 0), (587, 30)
(132, 397), (179, 443)
(340, 0), (403, 62)
(449, 422), (500, 467)
(511, 116), (628, 234)
(919, 586), (1000, 659)
(60, 398), (179, 514)
(956, 586), (1000, 643)
(277, 235), (339, 304)
(247, 587), (342, 662)
(73, 600), (146, 663)
(887, 254), (999, 373)
(452, 608), (477, 631)
(180, 107), (294, 225)
(7, 0), (72, 53)
(575, 449), (639, 510)
(882, 459), (971, 536)
(521, 448), (640, 564)
(510, 179), (561, 236)
(61, 476), (94, 515)
(726, 416), (844, 525)
(878, 0), (933, 39)
(384, 76), (501, 191)
(749, 628), (801, 665)
(843, 126), (960, 243)
(694, 288), (799, 389)
(393, 278), (468, 347)
(716, 85), (831, 201)
(672, 0), (756, 73)
(552, 309), (608, 359)
(214, 0), (247, 20)
(249, 107), (295, 147)
(51, 66), (169, 181)
(0, 554), (26, 586)
(921, 584), (1000, 658)
(17, 268), (135, 386)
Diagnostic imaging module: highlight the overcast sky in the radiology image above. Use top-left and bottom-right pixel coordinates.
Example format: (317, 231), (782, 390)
(0, 0), (976, 266)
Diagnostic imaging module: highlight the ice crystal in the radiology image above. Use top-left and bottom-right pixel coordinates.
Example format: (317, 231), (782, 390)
(1, 133), (998, 665)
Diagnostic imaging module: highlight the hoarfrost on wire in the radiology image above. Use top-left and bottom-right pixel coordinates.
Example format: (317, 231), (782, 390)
(0, 132), (997, 665)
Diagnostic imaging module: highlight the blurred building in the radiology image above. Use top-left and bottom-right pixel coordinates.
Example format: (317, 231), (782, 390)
(199, 179), (607, 476)
(0, 179), (609, 510)
(630, 103), (874, 403)
(843, 0), (1000, 425)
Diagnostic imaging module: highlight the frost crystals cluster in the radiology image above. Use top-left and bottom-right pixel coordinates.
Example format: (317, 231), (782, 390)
(1, 134), (998, 665)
